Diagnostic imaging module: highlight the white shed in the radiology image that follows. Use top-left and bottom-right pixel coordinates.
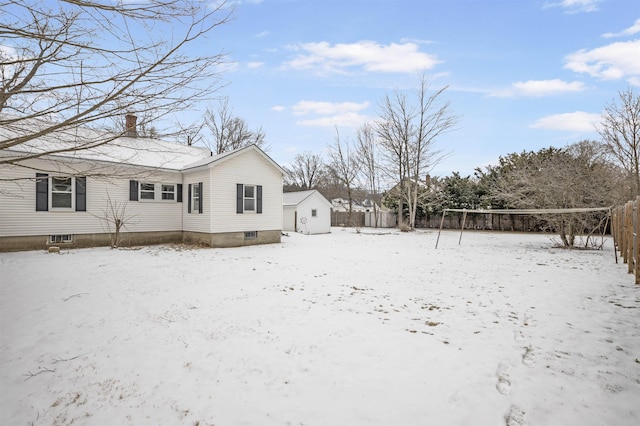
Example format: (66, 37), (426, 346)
(283, 190), (332, 234)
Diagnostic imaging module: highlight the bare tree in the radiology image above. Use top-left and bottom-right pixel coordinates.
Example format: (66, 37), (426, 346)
(355, 123), (381, 227)
(327, 127), (360, 226)
(284, 151), (326, 190)
(1, 0), (231, 166)
(204, 97), (267, 154)
(97, 192), (137, 248)
(376, 74), (458, 230)
(598, 88), (640, 198)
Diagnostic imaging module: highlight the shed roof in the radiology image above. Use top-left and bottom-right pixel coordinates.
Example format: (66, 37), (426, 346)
(283, 190), (331, 207)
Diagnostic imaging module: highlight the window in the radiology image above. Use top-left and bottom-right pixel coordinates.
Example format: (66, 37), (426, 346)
(236, 184), (262, 214)
(244, 185), (255, 211)
(311, 209), (317, 217)
(36, 174), (86, 212)
(192, 184), (201, 212)
(244, 231), (257, 240)
(188, 182), (203, 214)
(129, 180), (182, 203)
(51, 177), (73, 208)
(49, 234), (73, 243)
(161, 184), (175, 200)
(140, 183), (155, 200)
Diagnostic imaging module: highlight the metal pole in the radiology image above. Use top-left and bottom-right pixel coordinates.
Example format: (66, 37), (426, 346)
(458, 210), (468, 245)
(435, 209), (447, 249)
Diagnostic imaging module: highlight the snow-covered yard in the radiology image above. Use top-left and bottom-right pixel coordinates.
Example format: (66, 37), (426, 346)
(1, 229), (639, 425)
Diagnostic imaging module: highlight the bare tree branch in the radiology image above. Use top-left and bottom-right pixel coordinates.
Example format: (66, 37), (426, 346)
(203, 97), (267, 154)
(597, 87), (640, 198)
(284, 151), (326, 190)
(1, 0), (232, 165)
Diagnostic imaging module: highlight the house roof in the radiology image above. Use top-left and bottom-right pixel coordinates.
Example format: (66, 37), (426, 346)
(2, 115), (286, 174)
(182, 144), (286, 175)
(283, 190), (332, 207)
(1, 114), (211, 170)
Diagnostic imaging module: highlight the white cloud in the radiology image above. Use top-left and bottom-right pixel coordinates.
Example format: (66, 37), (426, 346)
(1, 45), (22, 77)
(291, 100), (370, 116)
(491, 79), (586, 97)
(247, 61), (264, 69)
(255, 31), (270, 39)
(0, 44), (17, 59)
(564, 40), (640, 83)
(284, 41), (441, 75)
(530, 111), (601, 132)
(297, 112), (370, 128)
(271, 105), (286, 112)
(280, 100), (373, 128)
(602, 18), (640, 38)
(543, 0), (601, 13)
(400, 37), (435, 45)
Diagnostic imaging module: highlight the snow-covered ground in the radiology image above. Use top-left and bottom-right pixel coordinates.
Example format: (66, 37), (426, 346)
(1, 228), (639, 426)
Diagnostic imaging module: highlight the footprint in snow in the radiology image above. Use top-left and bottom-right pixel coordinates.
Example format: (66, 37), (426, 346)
(505, 404), (527, 426)
(496, 363), (511, 395)
(522, 346), (534, 367)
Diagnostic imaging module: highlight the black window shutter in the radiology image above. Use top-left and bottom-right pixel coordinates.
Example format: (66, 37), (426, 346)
(257, 185), (263, 214)
(236, 184), (243, 214)
(76, 176), (87, 211)
(198, 182), (203, 214)
(187, 184), (192, 213)
(177, 184), (183, 203)
(129, 180), (138, 201)
(36, 173), (48, 211)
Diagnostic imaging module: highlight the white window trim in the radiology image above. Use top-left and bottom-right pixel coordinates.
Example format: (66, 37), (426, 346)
(191, 183), (201, 214)
(49, 234), (73, 244)
(161, 184), (176, 201)
(139, 182), (177, 202)
(49, 176), (76, 211)
(243, 184), (256, 213)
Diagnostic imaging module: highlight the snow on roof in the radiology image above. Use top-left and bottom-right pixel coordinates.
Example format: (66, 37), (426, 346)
(1, 114), (211, 170)
(283, 190), (316, 206)
(182, 144), (286, 174)
(90, 137), (211, 170)
(283, 190), (332, 207)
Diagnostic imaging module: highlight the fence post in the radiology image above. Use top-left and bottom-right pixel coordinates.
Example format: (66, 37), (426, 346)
(626, 201), (633, 272)
(635, 197), (639, 284)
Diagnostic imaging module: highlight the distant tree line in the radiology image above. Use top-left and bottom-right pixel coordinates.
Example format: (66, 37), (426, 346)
(284, 87), (639, 247)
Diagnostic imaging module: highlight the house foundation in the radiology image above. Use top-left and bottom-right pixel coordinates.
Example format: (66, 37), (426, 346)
(0, 230), (281, 252)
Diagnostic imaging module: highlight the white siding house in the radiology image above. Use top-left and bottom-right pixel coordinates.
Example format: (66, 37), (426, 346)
(283, 190), (332, 234)
(0, 116), (285, 251)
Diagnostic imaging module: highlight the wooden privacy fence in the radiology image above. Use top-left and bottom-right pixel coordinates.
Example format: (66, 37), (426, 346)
(611, 196), (640, 284)
(331, 210), (397, 228)
(331, 211), (365, 227)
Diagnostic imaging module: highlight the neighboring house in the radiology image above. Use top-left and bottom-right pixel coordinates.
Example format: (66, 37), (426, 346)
(0, 115), (285, 251)
(331, 198), (367, 213)
(283, 190), (332, 234)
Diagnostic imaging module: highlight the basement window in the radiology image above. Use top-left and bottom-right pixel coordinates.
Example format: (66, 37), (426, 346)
(244, 231), (257, 240)
(49, 234), (73, 244)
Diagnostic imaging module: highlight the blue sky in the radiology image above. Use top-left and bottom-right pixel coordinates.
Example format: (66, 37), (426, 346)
(196, 0), (640, 177)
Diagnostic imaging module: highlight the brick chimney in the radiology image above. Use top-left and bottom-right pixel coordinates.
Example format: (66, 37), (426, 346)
(425, 174), (431, 186)
(125, 114), (137, 138)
